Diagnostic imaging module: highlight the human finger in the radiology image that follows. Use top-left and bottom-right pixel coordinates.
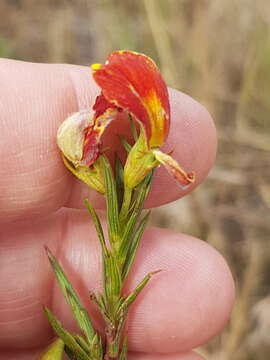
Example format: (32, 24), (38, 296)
(0, 209), (234, 353)
(0, 59), (216, 224)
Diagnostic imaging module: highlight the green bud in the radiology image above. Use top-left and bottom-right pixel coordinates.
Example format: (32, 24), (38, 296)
(124, 131), (158, 189)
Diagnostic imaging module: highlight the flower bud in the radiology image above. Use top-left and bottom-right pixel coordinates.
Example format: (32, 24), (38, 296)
(124, 132), (158, 189)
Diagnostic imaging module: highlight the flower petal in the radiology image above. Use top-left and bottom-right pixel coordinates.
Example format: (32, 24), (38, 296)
(82, 95), (118, 166)
(57, 110), (93, 167)
(153, 149), (195, 189)
(92, 50), (170, 148)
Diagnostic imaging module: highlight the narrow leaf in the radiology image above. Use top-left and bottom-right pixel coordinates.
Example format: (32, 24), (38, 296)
(44, 307), (90, 360)
(101, 156), (120, 245)
(119, 336), (128, 360)
(89, 291), (111, 323)
(66, 288), (96, 345)
(121, 211), (151, 280)
(45, 247), (95, 343)
(115, 155), (124, 208)
(118, 270), (161, 314)
(74, 335), (91, 354)
(84, 199), (108, 256)
(104, 253), (122, 301)
(89, 333), (103, 360)
(118, 209), (141, 265)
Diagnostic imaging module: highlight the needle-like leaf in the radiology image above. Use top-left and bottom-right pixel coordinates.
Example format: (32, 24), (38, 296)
(84, 200), (108, 256)
(121, 211), (151, 280)
(101, 156), (120, 246)
(45, 247), (95, 344)
(44, 307), (90, 360)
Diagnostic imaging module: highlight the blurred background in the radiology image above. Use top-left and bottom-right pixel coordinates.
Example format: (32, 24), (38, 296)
(0, 0), (269, 359)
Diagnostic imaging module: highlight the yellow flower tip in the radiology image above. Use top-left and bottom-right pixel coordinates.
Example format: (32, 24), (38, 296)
(91, 63), (102, 71)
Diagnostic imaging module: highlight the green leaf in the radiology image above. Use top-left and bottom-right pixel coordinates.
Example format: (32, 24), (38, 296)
(115, 155), (124, 208)
(64, 346), (76, 359)
(118, 208), (141, 265)
(39, 338), (64, 360)
(101, 156), (120, 246)
(119, 185), (133, 225)
(119, 336), (128, 360)
(121, 211), (151, 280)
(89, 333), (103, 360)
(104, 252), (122, 303)
(84, 200), (108, 256)
(74, 335), (91, 354)
(89, 292), (111, 324)
(45, 247), (95, 343)
(118, 270), (161, 314)
(66, 288), (97, 347)
(43, 307), (90, 360)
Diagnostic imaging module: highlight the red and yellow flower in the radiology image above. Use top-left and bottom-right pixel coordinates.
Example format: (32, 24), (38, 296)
(57, 50), (195, 191)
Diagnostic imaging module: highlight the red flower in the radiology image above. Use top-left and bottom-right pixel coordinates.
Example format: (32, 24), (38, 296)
(91, 51), (170, 148)
(61, 50), (195, 189)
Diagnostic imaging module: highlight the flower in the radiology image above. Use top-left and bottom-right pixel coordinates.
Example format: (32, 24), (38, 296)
(57, 50), (195, 192)
(91, 50), (195, 189)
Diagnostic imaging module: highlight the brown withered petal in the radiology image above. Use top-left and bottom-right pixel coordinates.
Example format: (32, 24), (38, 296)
(153, 149), (195, 189)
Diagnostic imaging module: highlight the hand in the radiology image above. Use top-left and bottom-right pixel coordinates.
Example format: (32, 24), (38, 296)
(0, 59), (234, 360)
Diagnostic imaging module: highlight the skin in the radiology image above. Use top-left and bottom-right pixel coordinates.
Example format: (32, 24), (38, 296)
(0, 59), (235, 359)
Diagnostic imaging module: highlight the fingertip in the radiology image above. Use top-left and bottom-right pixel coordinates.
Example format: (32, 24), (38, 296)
(127, 227), (235, 353)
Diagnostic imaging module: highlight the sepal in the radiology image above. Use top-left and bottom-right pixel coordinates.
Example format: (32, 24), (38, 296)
(124, 131), (158, 189)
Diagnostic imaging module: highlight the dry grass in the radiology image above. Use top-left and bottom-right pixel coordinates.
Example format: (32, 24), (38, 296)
(0, 0), (270, 358)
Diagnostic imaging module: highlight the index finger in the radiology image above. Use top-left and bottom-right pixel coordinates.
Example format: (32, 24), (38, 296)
(0, 59), (217, 223)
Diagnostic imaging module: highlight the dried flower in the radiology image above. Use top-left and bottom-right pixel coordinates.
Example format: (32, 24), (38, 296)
(56, 111), (105, 194)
